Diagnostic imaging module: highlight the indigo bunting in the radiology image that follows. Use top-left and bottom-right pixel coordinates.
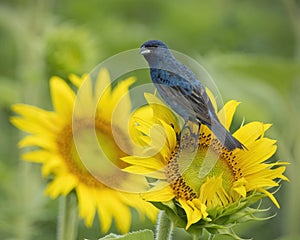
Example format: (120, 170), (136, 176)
(140, 40), (245, 151)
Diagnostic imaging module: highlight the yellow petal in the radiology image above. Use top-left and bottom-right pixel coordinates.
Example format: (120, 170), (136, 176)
(236, 138), (277, 171)
(129, 107), (154, 146)
(11, 117), (55, 138)
(50, 76), (75, 118)
(102, 76), (135, 123)
(259, 188), (280, 208)
(192, 199), (208, 219)
(144, 92), (181, 133)
(18, 135), (56, 150)
(179, 199), (203, 229)
(76, 184), (96, 227)
(217, 100), (240, 130)
(233, 122), (272, 144)
(73, 74), (95, 117)
(199, 175), (230, 207)
(161, 122), (177, 150)
(232, 178), (247, 198)
(41, 157), (62, 176)
(95, 68), (112, 103)
(123, 166), (166, 179)
(69, 73), (88, 88)
(45, 174), (78, 198)
(108, 193), (131, 233)
(121, 194), (158, 222)
(142, 184), (175, 202)
(95, 189), (113, 233)
(144, 92), (166, 106)
(246, 165), (287, 186)
(12, 104), (60, 132)
(205, 88), (218, 112)
(246, 178), (279, 190)
(21, 150), (52, 163)
(121, 156), (165, 170)
(111, 77), (136, 130)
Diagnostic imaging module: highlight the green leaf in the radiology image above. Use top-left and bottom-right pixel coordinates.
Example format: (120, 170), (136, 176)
(96, 230), (154, 240)
(208, 227), (250, 240)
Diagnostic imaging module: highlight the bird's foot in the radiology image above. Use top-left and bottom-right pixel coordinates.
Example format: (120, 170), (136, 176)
(180, 125), (199, 152)
(191, 132), (199, 152)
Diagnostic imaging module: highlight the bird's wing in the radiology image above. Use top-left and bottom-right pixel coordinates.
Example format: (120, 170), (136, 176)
(172, 82), (212, 125)
(156, 70), (213, 125)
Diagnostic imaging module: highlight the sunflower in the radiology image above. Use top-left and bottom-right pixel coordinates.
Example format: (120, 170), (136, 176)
(11, 69), (157, 234)
(123, 92), (289, 238)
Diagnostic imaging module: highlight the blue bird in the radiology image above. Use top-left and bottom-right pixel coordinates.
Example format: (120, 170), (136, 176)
(140, 40), (245, 151)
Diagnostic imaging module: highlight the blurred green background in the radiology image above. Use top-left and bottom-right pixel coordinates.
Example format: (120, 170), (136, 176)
(0, 0), (299, 239)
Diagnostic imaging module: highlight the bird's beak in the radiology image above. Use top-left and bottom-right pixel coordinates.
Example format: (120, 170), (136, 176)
(140, 46), (151, 55)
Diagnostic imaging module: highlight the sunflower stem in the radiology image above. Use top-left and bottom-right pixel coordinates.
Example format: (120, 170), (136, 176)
(207, 233), (215, 240)
(192, 233), (200, 240)
(155, 211), (173, 240)
(57, 193), (78, 240)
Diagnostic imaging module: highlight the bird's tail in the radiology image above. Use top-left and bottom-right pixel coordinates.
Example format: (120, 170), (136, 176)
(223, 130), (245, 151)
(210, 122), (246, 151)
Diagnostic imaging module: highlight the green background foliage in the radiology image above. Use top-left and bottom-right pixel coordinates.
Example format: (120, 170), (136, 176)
(0, 0), (299, 239)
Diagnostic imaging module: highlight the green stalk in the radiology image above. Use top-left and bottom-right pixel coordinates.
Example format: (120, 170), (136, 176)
(57, 193), (79, 240)
(155, 211), (173, 240)
(192, 234), (200, 240)
(207, 233), (215, 240)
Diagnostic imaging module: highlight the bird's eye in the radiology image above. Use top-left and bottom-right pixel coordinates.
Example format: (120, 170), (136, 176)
(152, 44), (158, 48)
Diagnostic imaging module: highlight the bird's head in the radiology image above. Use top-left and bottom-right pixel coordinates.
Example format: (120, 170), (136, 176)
(140, 40), (172, 66)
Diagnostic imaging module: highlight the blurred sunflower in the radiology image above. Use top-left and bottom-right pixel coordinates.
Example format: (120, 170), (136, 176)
(11, 69), (157, 233)
(45, 24), (98, 78)
(123, 92), (289, 238)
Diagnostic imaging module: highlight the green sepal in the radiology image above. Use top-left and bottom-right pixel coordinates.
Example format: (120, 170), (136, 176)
(150, 192), (274, 239)
(151, 201), (187, 228)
